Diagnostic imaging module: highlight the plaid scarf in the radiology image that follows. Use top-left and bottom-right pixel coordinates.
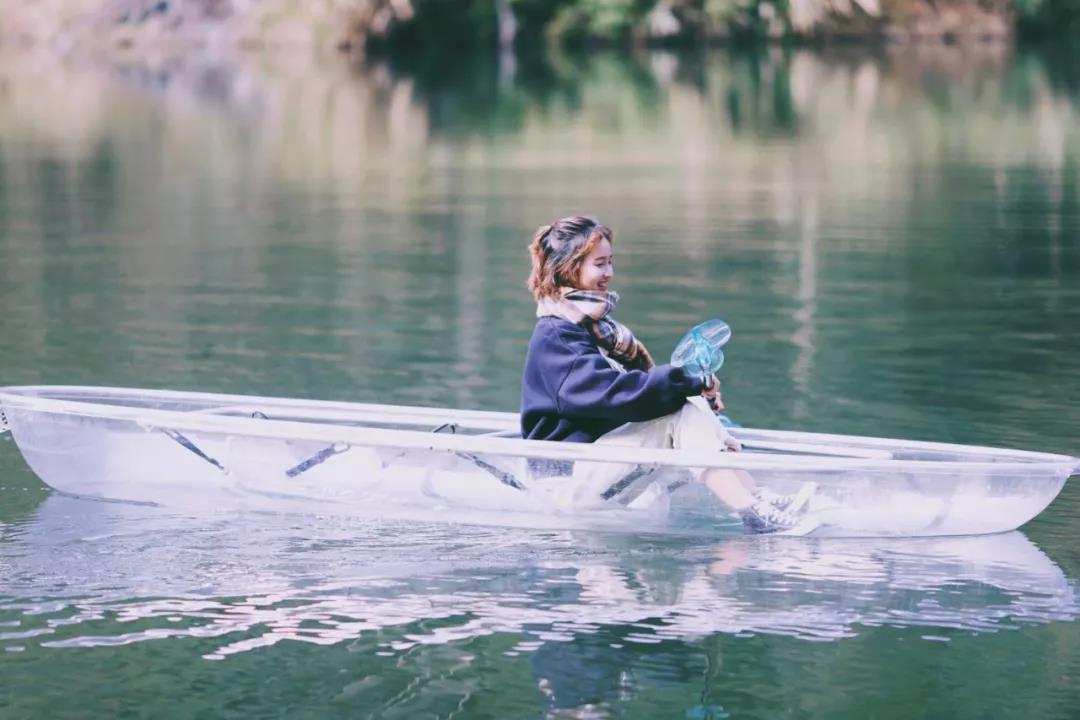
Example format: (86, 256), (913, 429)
(537, 288), (655, 371)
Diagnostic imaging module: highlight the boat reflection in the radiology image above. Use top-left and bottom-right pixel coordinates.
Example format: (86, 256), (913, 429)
(1, 495), (1075, 661)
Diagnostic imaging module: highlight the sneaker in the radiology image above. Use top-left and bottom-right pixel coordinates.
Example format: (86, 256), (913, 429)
(755, 482), (817, 514)
(739, 501), (799, 534)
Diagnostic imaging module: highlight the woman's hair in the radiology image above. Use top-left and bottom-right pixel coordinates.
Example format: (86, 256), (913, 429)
(527, 215), (614, 300)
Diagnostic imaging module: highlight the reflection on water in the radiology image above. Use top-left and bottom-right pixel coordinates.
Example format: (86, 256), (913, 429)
(2, 496), (1076, 655)
(0, 495), (1077, 715)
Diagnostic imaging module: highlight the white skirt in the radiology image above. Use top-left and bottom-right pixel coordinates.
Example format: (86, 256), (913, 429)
(557, 396), (738, 508)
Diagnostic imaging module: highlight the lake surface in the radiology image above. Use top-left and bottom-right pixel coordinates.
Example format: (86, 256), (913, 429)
(2, 43), (1080, 718)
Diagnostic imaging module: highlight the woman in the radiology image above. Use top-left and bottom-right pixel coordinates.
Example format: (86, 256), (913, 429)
(520, 215), (802, 533)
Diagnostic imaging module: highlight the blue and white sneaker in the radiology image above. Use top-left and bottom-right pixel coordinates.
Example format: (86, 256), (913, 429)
(755, 482), (817, 514)
(739, 501), (799, 534)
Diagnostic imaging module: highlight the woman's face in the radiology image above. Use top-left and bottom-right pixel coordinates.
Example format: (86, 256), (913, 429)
(575, 237), (614, 292)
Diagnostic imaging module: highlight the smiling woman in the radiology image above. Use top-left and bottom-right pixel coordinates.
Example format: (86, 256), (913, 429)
(526, 217), (618, 306)
(519, 216), (813, 533)
(573, 227), (614, 294)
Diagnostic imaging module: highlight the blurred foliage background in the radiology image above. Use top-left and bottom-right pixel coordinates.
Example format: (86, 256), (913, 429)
(0, 0), (1078, 55)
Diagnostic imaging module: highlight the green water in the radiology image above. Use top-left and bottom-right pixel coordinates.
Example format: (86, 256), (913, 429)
(2, 44), (1080, 718)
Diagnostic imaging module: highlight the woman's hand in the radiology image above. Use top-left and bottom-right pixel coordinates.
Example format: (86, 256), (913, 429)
(702, 375), (724, 414)
(704, 376), (742, 451)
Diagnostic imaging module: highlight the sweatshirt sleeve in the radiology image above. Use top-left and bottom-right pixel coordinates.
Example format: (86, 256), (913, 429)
(550, 330), (706, 423)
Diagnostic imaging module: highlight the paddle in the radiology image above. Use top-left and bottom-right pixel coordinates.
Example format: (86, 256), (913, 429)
(670, 319), (734, 421)
(671, 320), (892, 461)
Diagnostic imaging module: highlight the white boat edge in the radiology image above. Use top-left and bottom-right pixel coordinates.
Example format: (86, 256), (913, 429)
(1, 384), (1078, 475)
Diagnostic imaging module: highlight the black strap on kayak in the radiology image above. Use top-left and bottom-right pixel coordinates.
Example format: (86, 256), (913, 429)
(454, 451), (525, 490)
(0, 404), (10, 434)
(430, 422), (523, 490)
(665, 478), (689, 493)
(238, 410), (352, 479)
(286, 443), (350, 478)
(601, 464), (656, 501)
(162, 429), (226, 471)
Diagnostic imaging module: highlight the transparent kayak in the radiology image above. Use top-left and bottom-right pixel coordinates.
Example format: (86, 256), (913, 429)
(1, 385), (1077, 537)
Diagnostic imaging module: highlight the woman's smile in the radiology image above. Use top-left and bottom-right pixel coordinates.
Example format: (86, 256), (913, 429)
(578, 237), (614, 292)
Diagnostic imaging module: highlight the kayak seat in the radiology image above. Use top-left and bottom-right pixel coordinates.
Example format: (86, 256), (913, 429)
(472, 430), (572, 478)
(527, 458), (573, 479)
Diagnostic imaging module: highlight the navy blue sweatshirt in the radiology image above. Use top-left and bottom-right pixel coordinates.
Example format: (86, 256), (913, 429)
(520, 317), (706, 443)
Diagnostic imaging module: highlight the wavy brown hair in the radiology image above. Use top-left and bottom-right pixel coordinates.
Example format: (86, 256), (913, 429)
(527, 216), (614, 301)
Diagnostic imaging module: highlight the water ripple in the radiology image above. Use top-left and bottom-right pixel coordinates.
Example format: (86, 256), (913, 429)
(0, 497), (1075, 661)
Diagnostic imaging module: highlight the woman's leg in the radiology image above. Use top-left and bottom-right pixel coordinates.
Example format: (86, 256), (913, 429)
(671, 399), (812, 532)
(702, 469), (756, 511)
(670, 398), (759, 510)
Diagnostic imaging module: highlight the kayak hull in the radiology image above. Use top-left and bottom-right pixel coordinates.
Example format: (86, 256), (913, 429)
(1, 386), (1075, 537)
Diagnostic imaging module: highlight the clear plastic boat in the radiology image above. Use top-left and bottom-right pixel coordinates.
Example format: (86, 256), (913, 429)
(1, 385), (1076, 537)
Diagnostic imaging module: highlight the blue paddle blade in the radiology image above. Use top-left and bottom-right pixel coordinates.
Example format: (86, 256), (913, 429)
(716, 413), (740, 428)
(670, 319), (731, 378)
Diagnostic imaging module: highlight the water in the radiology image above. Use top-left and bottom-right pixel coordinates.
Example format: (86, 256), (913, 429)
(2, 43), (1080, 717)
